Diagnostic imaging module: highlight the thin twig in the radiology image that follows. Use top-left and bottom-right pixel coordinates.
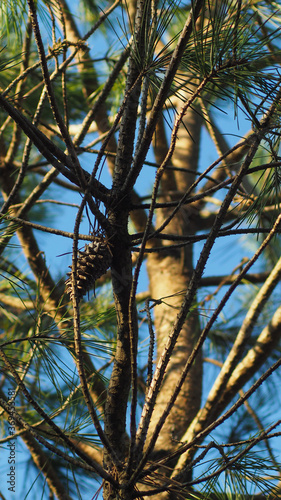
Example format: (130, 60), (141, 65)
(2, 214), (95, 240)
(70, 199), (120, 466)
(0, 348), (116, 482)
(131, 134), (263, 483)
(0, 396), (115, 481)
(27, 0), (86, 190)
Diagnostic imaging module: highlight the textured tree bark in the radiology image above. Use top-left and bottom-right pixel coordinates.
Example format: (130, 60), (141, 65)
(145, 104), (203, 476)
(57, 0), (148, 235)
(103, 0), (146, 493)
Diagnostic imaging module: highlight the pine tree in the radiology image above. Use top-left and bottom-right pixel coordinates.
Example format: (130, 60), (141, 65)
(1, 0), (281, 499)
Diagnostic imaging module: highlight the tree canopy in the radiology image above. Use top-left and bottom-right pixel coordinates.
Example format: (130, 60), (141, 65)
(1, 0), (281, 499)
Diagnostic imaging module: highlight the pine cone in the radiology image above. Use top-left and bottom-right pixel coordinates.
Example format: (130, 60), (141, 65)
(65, 237), (112, 299)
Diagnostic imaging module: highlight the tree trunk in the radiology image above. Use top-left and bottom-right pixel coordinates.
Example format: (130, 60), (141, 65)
(145, 104), (203, 474)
